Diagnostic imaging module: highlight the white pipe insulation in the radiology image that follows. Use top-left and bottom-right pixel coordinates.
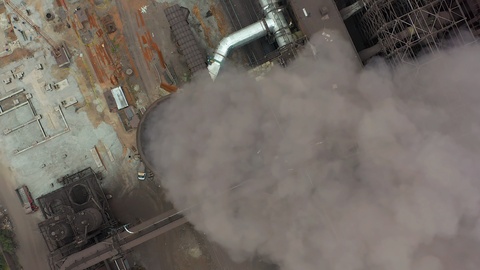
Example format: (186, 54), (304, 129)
(207, 0), (296, 80)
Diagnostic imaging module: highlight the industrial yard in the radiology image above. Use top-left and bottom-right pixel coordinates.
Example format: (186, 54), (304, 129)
(0, 0), (290, 269)
(0, 0), (479, 269)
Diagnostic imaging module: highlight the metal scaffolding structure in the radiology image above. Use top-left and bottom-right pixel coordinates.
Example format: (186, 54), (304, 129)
(53, 209), (187, 270)
(37, 168), (118, 269)
(355, 0), (476, 65)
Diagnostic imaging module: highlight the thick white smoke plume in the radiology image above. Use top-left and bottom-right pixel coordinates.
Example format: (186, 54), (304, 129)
(145, 32), (480, 270)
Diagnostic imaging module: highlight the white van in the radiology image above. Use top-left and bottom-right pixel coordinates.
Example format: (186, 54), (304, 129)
(137, 161), (146, 181)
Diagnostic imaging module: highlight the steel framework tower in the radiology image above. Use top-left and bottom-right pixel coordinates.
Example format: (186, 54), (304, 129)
(355, 0), (476, 65)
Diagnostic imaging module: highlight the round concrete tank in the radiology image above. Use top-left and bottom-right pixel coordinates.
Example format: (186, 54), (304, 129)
(69, 184), (90, 205)
(136, 95), (172, 172)
(73, 208), (103, 233)
(48, 222), (73, 241)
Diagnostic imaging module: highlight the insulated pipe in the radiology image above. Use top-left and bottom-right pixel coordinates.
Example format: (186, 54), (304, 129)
(258, 0), (295, 47)
(208, 0), (295, 80)
(208, 18), (274, 80)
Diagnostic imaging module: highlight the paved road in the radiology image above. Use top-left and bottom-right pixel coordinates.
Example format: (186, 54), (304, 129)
(0, 157), (49, 270)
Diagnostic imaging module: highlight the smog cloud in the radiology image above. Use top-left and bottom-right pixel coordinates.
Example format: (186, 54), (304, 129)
(144, 32), (480, 270)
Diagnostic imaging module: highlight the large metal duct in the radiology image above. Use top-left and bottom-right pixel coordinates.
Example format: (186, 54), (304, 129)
(207, 19), (274, 80)
(258, 0), (295, 47)
(208, 0), (295, 80)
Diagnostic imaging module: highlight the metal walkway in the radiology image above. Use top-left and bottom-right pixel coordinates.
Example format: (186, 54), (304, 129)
(52, 209), (188, 270)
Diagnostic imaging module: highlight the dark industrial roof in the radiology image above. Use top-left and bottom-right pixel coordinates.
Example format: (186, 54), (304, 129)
(53, 43), (71, 68)
(164, 5), (207, 73)
(289, 0), (352, 40)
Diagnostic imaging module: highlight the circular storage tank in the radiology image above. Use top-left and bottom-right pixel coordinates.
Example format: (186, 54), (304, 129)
(45, 10), (55, 21)
(69, 184), (90, 205)
(136, 95), (172, 172)
(73, 208), (103, 233)
(48, 222), (73, 241)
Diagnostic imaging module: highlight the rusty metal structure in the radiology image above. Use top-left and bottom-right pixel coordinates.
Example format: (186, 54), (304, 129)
(42, 1), (480, 269)
(37, 168), (118, 269)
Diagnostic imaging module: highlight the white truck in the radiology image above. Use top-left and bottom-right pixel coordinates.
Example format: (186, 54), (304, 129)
(15, 185), (38, 214)
(137, 161), (146, 181)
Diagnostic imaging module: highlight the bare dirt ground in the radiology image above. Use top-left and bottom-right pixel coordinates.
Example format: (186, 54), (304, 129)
(0, 48), (34, 68)
(0, 2), (134, 269)
(0, 1), (275, 270)
(0, 153), (49, 270)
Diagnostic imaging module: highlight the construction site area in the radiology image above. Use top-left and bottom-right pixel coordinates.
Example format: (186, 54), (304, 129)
(0, 0), (479, 269)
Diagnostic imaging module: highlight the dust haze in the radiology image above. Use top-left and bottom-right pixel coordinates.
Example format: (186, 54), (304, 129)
(144, 32), (480, 270)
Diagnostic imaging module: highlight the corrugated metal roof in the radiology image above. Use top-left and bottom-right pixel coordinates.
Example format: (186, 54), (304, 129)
(111, 86), (128, 110)
(164, 4), (207, 73)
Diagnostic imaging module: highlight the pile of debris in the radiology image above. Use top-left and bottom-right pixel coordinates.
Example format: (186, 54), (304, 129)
(0, 204), (18, 270)
(0, 206), (12, 231)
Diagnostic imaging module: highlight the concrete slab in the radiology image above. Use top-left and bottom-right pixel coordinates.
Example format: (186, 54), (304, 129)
(0, 1), (146, 269)
(0, 22), (126, 215)
(0, 102), (33, 127)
